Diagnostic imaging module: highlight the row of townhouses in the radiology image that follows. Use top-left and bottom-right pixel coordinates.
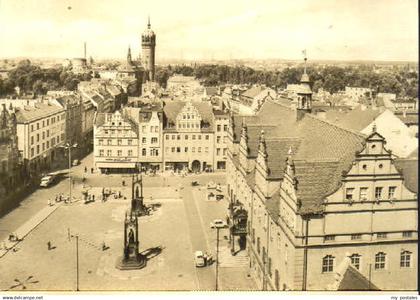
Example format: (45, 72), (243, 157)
(93, 100), (230, 173)
(226, 69), (418, 291)
(0, 79), (126, 204)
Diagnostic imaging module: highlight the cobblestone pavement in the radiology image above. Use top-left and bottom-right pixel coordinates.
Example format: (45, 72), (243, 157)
(0, 153), (256, 291)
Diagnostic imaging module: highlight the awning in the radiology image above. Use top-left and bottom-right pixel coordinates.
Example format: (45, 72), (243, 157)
(96, 162), (136, 169)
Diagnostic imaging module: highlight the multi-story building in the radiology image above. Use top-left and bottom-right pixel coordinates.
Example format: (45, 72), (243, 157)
(123, 101), (164, 171)
(213, 109), (229, 171)
(0, 103), (20, 198)
(163, 101), (215, 172)
(94, 111), (138, 173)
(0, 99), (66, 177)
(48, 93), (83, 147)
(226, 66), (418, 291)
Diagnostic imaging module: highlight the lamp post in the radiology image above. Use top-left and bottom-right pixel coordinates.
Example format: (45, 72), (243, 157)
(61, 143), (77, 203)
(215, 227), (220, 291)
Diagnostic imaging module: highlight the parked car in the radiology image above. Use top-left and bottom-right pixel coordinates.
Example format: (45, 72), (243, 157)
(72, 159), (80, 166)
(194, 251), (205, 267)
(210, 219), (228, 228)
(40, 175), (56, 187)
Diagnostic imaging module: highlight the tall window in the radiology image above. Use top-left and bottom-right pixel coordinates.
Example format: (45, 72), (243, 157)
(127, 139), (132, 145)
(117, 150), (122, 157)
(98, 139), (103, 145)
(128, 150), (133, 157)
(142, 137), (146, 143)
(205, 135), (209, 140)
(400, 251), (411, 268)
(142, 148), (146, 156)
(375, 252), (386, 269)
(185, 147), (188, 152)
(322, 255), (334, 273)
(106, 150), (112, 156)
(350, 254), (361, 270)
(99, 150), (104, 156)
(151, 137), (158, 144)
(359, 187), (368, 201)
(217, 125), (221, 132)
(388, 186), (396, 199)
(166, 135), (169, 140)
(198, 147), (202, 153)
(185, 135), (188, 140)
(107, 139), (112, 145)
(216, 136), (221, 143)
(117, 139), (122, 146)
(375, 187), (383, 200)
(224, 125), (228, 131)
(345, 188), (354, 201)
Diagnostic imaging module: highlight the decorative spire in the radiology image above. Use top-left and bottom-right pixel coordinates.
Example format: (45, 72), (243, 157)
(302, 49), (307, 74)
(258, 129), (266, 155)
(127, 45), (132, 64)
(372, 122), (377, 133)
(147, 15), (151, 29)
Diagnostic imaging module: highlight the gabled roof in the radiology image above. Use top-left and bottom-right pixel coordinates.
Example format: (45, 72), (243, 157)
(163, 101), (214, 131)
(238, 99), (366, 215)
(324, 106), (383, 132)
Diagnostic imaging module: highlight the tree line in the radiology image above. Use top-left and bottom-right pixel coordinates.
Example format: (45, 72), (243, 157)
(0, 59), (92, 96)
(155, 64), (418, 98)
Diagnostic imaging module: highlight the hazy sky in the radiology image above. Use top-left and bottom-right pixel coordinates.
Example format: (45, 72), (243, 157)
(0, 0), (418, 61)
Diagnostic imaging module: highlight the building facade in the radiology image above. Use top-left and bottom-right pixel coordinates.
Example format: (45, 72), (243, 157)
(163, 101), (215, 172)
(0, 103), (20, 198)
(94, 111), (139, 173)
(1, 99), (66, 177)
(226, 68), (418, 291)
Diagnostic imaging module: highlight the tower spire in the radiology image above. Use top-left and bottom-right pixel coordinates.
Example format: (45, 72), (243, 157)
(302, 49), (307, 74)
(127, 45), (132, 64)
(147, 15), (151, 29)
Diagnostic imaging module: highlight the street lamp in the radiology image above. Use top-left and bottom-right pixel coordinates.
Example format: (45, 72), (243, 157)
(60, 143), (78, 203)
(215, 227), (220, 291)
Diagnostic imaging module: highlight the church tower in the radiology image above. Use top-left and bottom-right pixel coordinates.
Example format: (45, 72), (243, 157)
(141, 16), (156, 82)
(127, 46), (132, 65)
(296, 52), (312, 121)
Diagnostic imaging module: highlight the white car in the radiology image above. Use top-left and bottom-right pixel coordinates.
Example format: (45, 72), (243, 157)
(194, 251), (205, 267)
(40, 175), (55, 187)
(210, 219), (228, 229)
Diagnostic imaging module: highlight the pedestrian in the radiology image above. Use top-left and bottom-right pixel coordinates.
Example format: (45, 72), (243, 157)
(102, 242), (107, 251)
(91, 167), (93, 174)
(47, 241), (51, 250)
(84, 166), (87, 173)
(122, 180), (125, 186)
(92, 194), (95, 201)
(72, 179), (75, 187)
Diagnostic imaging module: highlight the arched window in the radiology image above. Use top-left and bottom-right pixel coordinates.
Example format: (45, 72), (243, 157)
(375, 252), (386, 269)
(400, 251), (411, 268)
(322, 255), (334, 273)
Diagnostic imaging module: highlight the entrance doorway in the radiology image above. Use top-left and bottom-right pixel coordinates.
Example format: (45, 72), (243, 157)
(191, 160), (201, 172)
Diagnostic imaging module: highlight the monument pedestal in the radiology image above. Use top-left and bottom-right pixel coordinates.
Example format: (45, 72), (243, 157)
(116, 253), (147, 270)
